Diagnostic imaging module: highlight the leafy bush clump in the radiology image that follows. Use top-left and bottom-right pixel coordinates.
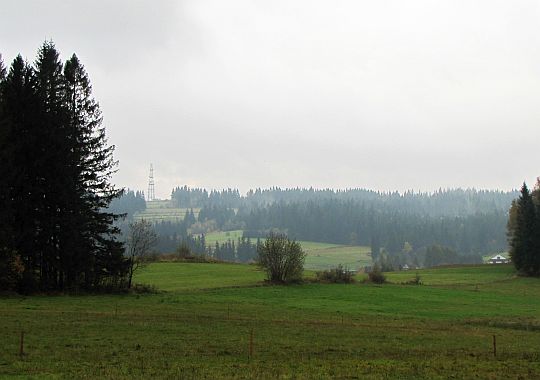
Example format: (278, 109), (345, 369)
(316, 265), (355, 283)
(258, 233), (306, 284)
(367, 265), (386, 284)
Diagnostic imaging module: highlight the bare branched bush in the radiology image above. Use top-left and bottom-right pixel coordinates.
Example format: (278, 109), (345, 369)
(126, 219), (157, 288)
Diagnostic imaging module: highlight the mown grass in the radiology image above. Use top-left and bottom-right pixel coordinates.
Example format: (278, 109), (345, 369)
(384, 264), (516, 286)
(135, 262), (265, 291)
(1, 263), (539, 379)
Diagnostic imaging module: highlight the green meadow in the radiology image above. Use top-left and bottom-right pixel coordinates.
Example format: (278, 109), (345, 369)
(299, 242), (372, 271)
(204, 231), (373, 271)
(1, 263), (539, 379)
(204, 230), (245, 245)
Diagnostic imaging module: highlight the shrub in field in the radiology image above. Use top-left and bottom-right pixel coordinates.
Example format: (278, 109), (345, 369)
(316, 265), (355, 283)
(367, 265), (386, 284)
(257, 233), (306, 283)
(402, 272), (422, 285)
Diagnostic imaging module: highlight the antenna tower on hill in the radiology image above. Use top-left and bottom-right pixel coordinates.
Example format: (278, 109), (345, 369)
(147, 164), (155, 202)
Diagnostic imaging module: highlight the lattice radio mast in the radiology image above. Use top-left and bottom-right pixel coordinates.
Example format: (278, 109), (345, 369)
(147, 164), (155, 202)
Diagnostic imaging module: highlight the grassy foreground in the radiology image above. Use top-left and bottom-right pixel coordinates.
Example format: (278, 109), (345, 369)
(1, 263), (539, 379)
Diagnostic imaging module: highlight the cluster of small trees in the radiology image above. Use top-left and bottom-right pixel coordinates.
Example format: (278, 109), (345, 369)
(508, 181), (540, 276)
(0, 43), (126, 291)
(212, 237), (260, 262)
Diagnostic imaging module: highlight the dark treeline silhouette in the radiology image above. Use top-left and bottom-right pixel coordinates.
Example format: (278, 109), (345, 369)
(212, 237), (260, 262)
(240, 199), (507, 255)
(172, 186), (516, 217)
(168, 186), (512, 256)
(0, 43), (126, 292)
(109, 190), (146, 219)
(171, 186), (241, 208)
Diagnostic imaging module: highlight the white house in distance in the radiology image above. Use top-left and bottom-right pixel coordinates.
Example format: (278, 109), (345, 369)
(488, 254), (510, 264)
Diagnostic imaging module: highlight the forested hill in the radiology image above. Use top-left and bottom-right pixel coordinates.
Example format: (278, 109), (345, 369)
(171, 186), (516, 217)
(159, 186), (517, 258)
(239, 199), (507, 255)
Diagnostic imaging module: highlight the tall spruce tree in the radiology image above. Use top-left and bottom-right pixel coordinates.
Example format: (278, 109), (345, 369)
(63, 54), (125, 288)
(33, 42), (71, 289)
(509, 183), (536, 275)
(531, 180), (540, 275)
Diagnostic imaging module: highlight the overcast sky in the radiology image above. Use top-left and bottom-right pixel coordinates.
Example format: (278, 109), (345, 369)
(2, 1), (539, 198)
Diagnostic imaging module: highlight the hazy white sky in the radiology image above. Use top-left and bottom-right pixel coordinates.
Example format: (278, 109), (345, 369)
(2, 1), (540, 198)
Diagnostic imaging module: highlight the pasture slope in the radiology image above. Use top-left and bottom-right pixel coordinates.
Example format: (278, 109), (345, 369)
(1, 263), (539, 379)
(133, 200), (199, 222)
(205, 231), (373, 271)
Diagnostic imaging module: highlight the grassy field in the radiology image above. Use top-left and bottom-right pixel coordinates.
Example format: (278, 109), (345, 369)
(384, 264), (517, 286)
(299, 241), (372, 271)
(136, 262), (264, 291)
(1, 263), (539, 379)
(133, 200), (199, 222)
(203, 232), (373, 271)
(204, 230), (245, 245)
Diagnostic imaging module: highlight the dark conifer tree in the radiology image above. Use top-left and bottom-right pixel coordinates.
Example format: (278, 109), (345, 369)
(0, 55), (41, 290)
(63, 53), (125, 288)
(531, 181), (540, 275)
(33, 42), (73, 288)
(0, 55), (5, 80)
(509, 183), (536, 275)
(0, 42), (126, 291)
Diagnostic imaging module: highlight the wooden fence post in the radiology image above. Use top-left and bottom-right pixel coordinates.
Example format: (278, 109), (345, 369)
(492, 335), (496, 357)
(19, 331), (24, 357)
(249, 328), (254, 359)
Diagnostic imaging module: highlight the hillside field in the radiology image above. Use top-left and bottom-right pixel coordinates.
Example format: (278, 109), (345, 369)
(1, 263), (539, 379)
(133, 200), (199, 222)
(205, 230), (373, 270)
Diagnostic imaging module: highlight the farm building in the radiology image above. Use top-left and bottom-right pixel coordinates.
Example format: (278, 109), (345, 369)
(488, 254), (510, 264)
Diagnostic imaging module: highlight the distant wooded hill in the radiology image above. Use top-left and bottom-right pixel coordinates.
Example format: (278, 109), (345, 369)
(171, 186), (516, 217)
(111, 187), (516, 262)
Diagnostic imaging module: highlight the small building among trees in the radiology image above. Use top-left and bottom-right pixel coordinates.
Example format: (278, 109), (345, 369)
(488, 254), (510, 264)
